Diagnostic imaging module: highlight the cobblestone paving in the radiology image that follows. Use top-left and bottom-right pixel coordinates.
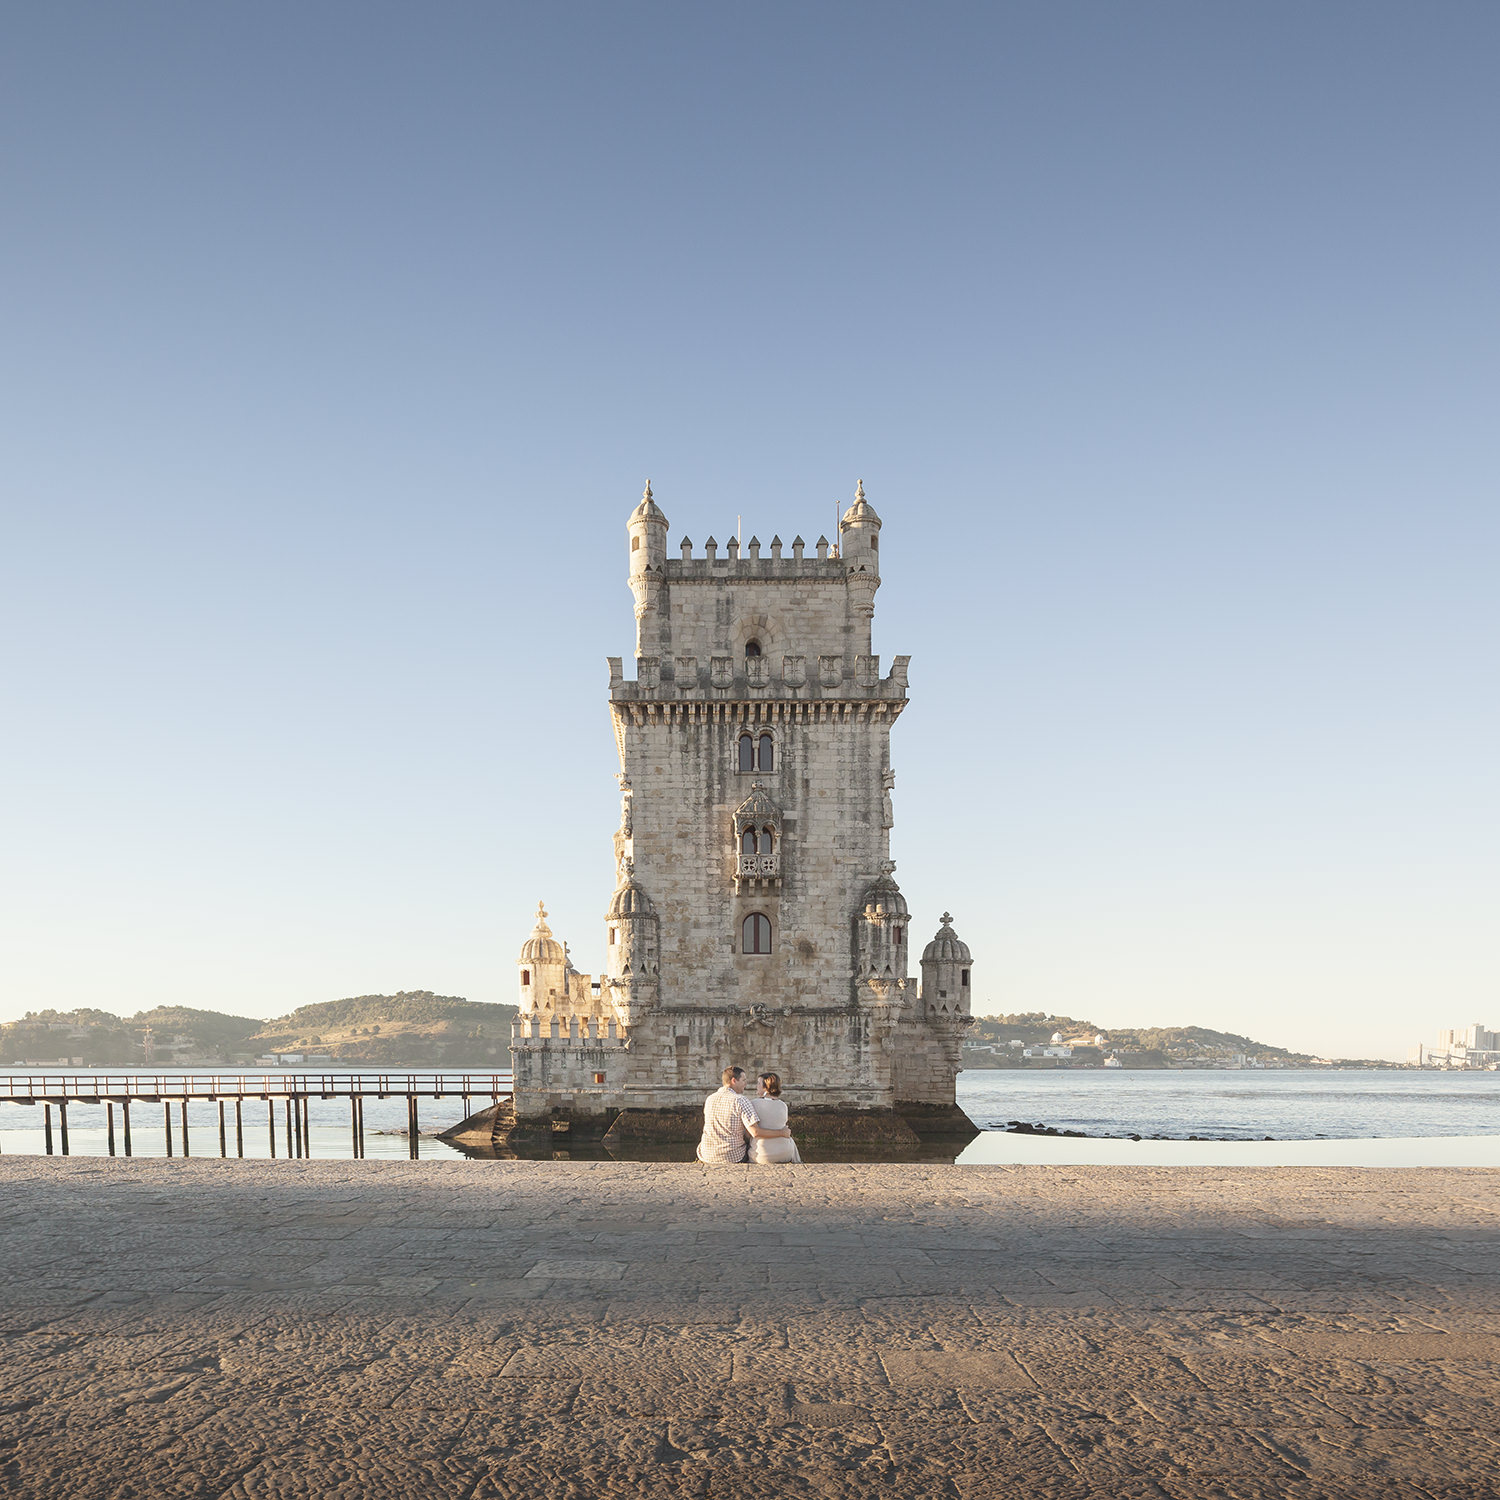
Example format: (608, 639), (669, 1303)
(2, 1160), (1498, 1498)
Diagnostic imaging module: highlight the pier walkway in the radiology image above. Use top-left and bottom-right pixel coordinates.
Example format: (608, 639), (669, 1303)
(2, 1159), (1498, 1498)
(0, 1073), (509, 1160)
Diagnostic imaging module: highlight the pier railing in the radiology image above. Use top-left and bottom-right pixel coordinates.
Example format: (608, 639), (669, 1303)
(0, 1072), (512, 1161)
(1, 1072), (511, 1101)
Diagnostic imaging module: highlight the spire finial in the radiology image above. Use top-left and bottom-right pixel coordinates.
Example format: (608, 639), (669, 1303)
(856, 478), (865, 502)
(643, 480), (652, 502)
(940, 911), (953, 926)
(535, 900), (549, 925)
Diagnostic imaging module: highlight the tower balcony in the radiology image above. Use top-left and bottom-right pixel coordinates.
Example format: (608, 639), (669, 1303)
(734, 853), (781, 892)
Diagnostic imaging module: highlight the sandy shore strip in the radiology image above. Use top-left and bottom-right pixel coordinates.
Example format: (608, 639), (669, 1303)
(2, 1160), (1498, 1498)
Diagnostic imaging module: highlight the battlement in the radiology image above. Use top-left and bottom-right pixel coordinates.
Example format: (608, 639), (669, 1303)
(512, 1015), (630, 1045)
(662, 533), (844, 578)
(608, 653), (910, 703)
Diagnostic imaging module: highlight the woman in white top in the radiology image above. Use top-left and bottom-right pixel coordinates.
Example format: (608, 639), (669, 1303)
(747, 1073), (802, 1164)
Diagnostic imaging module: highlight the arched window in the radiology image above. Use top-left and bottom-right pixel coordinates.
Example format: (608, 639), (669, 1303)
(738, 735), (755, 772)
(608, 928), (618, 945)
(744, 640), (762, 658)
(742, 913), (772, 955)
(893, 927), (903, 946)
(741, 827), (758, 858)
(962, 969), (970, 988)
(521, 969), (531, 986)
(761, 825), (775, 855)
(631, 536), (640, 552)
(758, 733), (773, 771)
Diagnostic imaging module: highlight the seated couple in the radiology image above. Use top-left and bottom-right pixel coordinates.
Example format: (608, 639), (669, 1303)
(696, 1065), (802, 1165)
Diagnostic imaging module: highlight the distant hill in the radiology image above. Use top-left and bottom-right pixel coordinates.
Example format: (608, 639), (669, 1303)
(2, 992), (516, 1068)
(4, 996), (1367, 1070)
(248, 992), (517, 1066)
(970, 1011), (1325, 1066)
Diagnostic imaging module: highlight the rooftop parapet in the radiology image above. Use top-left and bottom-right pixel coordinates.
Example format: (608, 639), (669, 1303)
(663, 534), (842, 579)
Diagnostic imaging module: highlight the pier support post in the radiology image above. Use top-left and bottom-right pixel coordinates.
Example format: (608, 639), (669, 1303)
(356, 1096), (365, 1158)
(58, 1101), (70, 1156)
(302, 1096), (312, 1158)
(180, 1100), (190, 1158)
(235, 1099), (244, 1157)
(43, 1104), (53, 1155)
(164, 1101), (173, 1157)
(268, 1099), (276, 1158)
(408, 1095), (419, 1160)
(218, 1100), (227, 1158)
(285, 1098), (294, 1158)
(350, 1097), (358, 1159)
(107, 1102), (116, 1156)
(122, 1100), (132, 1157)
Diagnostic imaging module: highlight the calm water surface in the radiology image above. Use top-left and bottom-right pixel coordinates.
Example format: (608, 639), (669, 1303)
(957, 1067), (1500, 1140)
(3, 1067), (1497, 1165)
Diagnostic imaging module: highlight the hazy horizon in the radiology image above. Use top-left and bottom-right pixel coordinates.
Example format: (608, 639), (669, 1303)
(4, 5), (1496, 1061)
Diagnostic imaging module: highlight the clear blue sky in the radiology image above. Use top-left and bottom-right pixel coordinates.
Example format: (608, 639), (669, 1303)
(3, 4), (1496, 1059)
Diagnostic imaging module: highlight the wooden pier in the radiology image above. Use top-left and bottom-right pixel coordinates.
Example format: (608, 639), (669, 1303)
(0, 1073), (511, 1161)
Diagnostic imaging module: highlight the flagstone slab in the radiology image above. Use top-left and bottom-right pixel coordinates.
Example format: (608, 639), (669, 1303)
(3, 1159), (1499, 1498)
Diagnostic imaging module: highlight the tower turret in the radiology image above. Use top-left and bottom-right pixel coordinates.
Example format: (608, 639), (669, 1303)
(604, 862), (660, 1028)
(518, 901), (567, 1016)
(839, 479), (882, 652)
(920, 912), (972, 1018)
(627, 480), (669, 658)
(856, 865), (910, 981)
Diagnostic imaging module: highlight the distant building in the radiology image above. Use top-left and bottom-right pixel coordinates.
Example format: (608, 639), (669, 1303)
(1411, 1022), (1500, 1069)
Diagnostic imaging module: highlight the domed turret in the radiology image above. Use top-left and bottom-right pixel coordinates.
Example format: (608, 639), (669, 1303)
(604, 861), (660, 1028)
(855, 865), (909, 983)
(628, 481), (669, 658)
(920, 911), (973, 1018)
(860, 870), (910, 921)
(518, 901), (566, 1012)
(921, 913), (971, 966)
(840, 476), (882, 533)
(607, 873), (656, 920)
(838, 479), (881, 649)
(629, 478), (668, 530)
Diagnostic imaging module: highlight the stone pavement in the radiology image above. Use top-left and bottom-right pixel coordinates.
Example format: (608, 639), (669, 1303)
(2, 1160), (1498, 1499)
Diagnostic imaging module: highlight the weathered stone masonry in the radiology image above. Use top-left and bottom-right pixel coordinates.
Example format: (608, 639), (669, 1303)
(509, 482), (975, 1138)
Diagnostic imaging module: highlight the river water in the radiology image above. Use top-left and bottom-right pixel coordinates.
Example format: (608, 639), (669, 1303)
(953, 1068), (1500, 1167)
(2, 1067), (1497, 1165)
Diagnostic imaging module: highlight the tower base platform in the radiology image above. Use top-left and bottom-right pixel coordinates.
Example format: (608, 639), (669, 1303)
(440, 1100), (979, 1154)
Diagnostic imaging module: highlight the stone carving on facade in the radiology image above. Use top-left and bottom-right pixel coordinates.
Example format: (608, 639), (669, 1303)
(733, 781), (782, 891)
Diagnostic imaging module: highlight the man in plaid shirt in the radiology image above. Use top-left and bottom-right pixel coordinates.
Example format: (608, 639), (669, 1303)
(695, 1065), (793, 1163)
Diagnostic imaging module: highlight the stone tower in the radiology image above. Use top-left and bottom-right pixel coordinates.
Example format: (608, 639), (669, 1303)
(507, 481), (977, 1144)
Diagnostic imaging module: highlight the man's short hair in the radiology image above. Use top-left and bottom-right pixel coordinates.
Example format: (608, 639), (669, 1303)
(721, 1065), (743, 1086)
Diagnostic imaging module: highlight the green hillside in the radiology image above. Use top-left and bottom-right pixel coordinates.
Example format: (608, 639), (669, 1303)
(247, 991), (517, 1065)
(2, 993), (516, 1068)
